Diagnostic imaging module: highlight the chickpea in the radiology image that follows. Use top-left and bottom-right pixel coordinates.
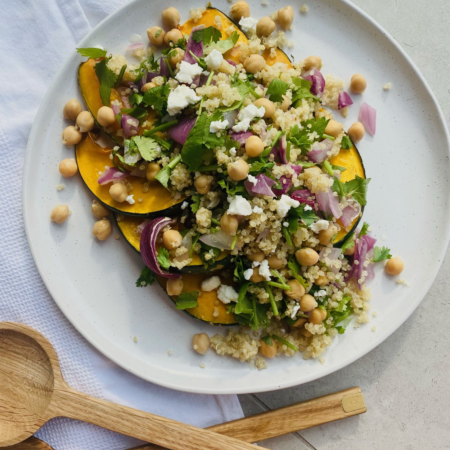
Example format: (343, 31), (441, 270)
(300, 328), (312, 337)
(109, 183), (128, 202)
(303, 56), (322, 72)
(256, 17), (276, 37)
(348, 122), (365, 143)
(229, 0), (250, 21)
(260, 339), (277, 358)
(227, 159), (249, 181)
(267, 255), (285, 269)
(309, 307), (327, 324)
(220, 212), (239, 236)
(293, 317), (307, 328)
(147, 27), (165, 46)
(62, 126), (82, 146)
(167, 277), (184, 296)
(278, 6), (294, 30)
(350, 73), (367, 94)
(280, 95), (291, 112)
(91, 199), (109, 219)
(97, 106), (116, 127)
(168, 48), (185, 69)
(344, 245), (355, 256)
(141, 82), (156, 93)
(76, 111), (94, 133)
(63, 98), (82, 120)
(299, 294), (317, 312)
(295, 248), (319, 266)
(92, 219), (112, 241)
(59, 158), (78, 178)
(162, 229), (183, 250)
(318, 224), (338, 245)
(315, 274), (329, 286)
(385, 257), (404, 276)
(243, 54), (265, 74)
(253, 98), (275, 119)
(285, 279), (305, 299)
(50, 204), (69, 224)
(165, 28), (184, 46)
(192, 333), (210, 355)
(194, 175), (213, 195)
(250, 267), (265, 283)
(161, 7), (180, 29)
(324, 119), (344, 138)
(245, 135), (264, 157)
(248, 251), (265, 263)
(146, 162), (161, 181)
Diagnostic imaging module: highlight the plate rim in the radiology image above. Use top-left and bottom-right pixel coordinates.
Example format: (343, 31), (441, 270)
(22, 0), (450, 394)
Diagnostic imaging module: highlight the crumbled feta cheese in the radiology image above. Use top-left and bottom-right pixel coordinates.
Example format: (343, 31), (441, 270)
(175, 61), (203, 85)
(252, 261), (261, 268)
(232, 104), (265, 132)
(181, 201), (188, 210)
(210, 119), (229, 133)
(283, 222), (289, 227)
(126, 195), (135, 205)
(239, 17), (258, 32)
(205, 49), (224, 71)
(202, 70), (210, 76)
(217, 285), (239, 304)
(227, 195), (253, 216)
(291, 304), (300, 319)
(201, 276), (222, 292)
(258, 260), (272, 281)
(229, 147), (237, 156)
(310, 220), (329, 233)
(243, 268), (254, 280)
(167, 85), (201, 116)
(383, 82), (392, 91)
(124, 145), (142, 165)
(247, 174), (258, 186)
(253, 205), (263, 214)
(276, 195), (300, 218)
(304, 205), (313, 211)
(314, 290), (327, 297)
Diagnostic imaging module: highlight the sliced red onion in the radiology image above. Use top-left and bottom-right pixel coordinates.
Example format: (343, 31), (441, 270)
(291, 165), (303, 175)
(222, 109), (239, 127)
(97, 167), (128, 185)
(230, 131), (253, 146)
(127, 42), (144, 50)
(199, 230), (234, 250)
(137, 69), (148, 90)
(140, 218), (180, 279)
(130, 162), (147, 178)
(360, 233), (376, 252)
(256, 229), (269, 242)
(128, 82), (140, 91)
(340, 200), (361, 228)
(184, 25), (204, 64)
(291, 189), (317, 210)
(168, 116), (196, 145)
(279, 135), (288, 164)
(136, 220), (150, 234)
(245, 174), (276, 197)
(159, 58), (170, 77)
(316, 186), (342, 219)
(302, 68), (325, 98)
(359, 102), (376, 136)
(111, 103), (121, 116)
(118, 87), (131, 109)
(319, 247), (342, 274)
(307, 139), (333, 163)
(121, 114), (139, 138)
(272, 175), (292, 197)
(226, 59), (237, 66)
(338, 91), (353, 109)
(345, 233), (376, 289)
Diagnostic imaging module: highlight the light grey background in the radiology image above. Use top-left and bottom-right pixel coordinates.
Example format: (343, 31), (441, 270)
(238, 0), (450, 448)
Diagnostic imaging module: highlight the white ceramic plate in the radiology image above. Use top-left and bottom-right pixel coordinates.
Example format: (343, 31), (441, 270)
(23, 0), (450, 394)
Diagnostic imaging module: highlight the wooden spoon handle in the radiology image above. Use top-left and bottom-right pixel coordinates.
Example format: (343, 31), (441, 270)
(129, 387), (366, 450)
(50, 387), (270, 450)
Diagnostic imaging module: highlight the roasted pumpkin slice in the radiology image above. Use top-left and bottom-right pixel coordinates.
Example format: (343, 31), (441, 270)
(330, 141), (366, 246)
(115, 214), (231, 273)
(157, 273), (238, 325)
(76, 135), (184, 217)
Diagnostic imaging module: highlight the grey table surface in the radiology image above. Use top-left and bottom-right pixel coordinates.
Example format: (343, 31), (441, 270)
(238, 0), (450, 449)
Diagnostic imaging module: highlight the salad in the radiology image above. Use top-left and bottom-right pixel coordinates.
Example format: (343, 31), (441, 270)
(53, 3), (405, 369)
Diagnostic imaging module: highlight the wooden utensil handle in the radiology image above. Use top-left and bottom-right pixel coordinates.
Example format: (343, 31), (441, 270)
(129, 387), (366, 450)
(51, 387), (271, 450)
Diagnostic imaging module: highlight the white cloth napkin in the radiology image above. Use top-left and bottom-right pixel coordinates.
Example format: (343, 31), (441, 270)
(0, 1), (243, 449)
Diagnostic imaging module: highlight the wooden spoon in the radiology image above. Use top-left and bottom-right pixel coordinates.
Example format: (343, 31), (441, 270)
(0, 322), (268, 450)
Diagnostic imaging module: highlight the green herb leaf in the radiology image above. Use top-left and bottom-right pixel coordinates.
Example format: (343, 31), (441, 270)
(235, 283), (252, 314)
(193, 26), (222, 45)
(157, 247), (171, 270)
(175, 291), (199, 310)
(77, 47), (107, 58)
(343, 176), (371, 206)
(142, 84), (171, 115)
(289, 204), (319, 227)
(266, 78), (289, 102)
(373, 246), (392, 263)
(272, 334), (298, 352)
(190, 195), (201, 213)
(291, 77), (319, 105)
(248, 160), (275, 175)
(135, 266), (156, 287)
(155, 29), (162, 38)
(205, 31), (239, 54)
(261, 335), (274, 346)
(220, 83), (249, 112)
(113, 64), (127, 88)
(154, 154), (182, 188)
(132, 136), (160, 162)
(359, 222), (370, 237)
(287, 257), (308, 288)
(121, 106), (147, 120)
(341, 135), (352, 150)
(94, 58), (117, 107)
(233, 255), (245, 282)
(288, 117), (330, 150)
(340, 232), (355, 252)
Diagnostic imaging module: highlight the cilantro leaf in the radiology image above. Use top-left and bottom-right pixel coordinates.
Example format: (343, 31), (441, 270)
(154, 154), (182, 188)
(373, 246), (392, 262)
(217, 179), (247, 196)
(248, 160), (275, 174)
(136, 266), (156, 287)
(190, 195), (201, 213)
(266, 78), (289, 102)
(193, 26), (222, 45)
(261, 335), (274, 346)
(77, 47), (107, 58)
(289, 204), (319, 227)
(175, 291), (199, 309)
(234, 283), (252, 314)
(343, 176), (370, 206)
(157, 247), (171, 270)
(142, 84), (171, 115)
(287, 257), (308, 288)
(220, 83), (249, 112)
(341, 135), (352, 150)
(133, 136), (160, 162)
(94, 58), (117, 107)
(233, 255), (245, 282)
(291, 77), (319, 105)
(205, 31), (239, 54)
(288, 117), (330, 150)
(113, 64), (127, 88)
(340, 232), (355, 252)
(359, 222), (370, 237)
(120, 106), (147, 120)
